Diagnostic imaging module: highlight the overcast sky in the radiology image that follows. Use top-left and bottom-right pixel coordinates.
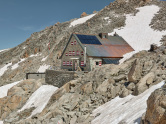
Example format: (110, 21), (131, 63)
(0, 0), (113, 50)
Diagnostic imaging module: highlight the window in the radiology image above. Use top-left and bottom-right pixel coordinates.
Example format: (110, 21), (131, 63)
(99, 61), (102, 66)
(66, 53), (68, 56)
(76, 51), (79, 55)
(81, 61), (84, 66)
(74, 41), (77, 45)
(73, 51), (75, 56)
(70, 61), (72, 66)
(67, 61), (70, 66)
(63, 61), (66, 66)
(71, 42), (74, 45)
(81, 51), (84, 55)
(103, 35), (106, 38)
(96, 62), (99, 65)
(69, 51), (71, 56)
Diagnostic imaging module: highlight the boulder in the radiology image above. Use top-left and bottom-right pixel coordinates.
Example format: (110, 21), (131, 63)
(81, 82), (93, 94)
(133, 72), (155, 95)
(96, 79), (110, 95)
(128, 59), (142, 83)
(142, 87), (166, 124)
(80, 12), (88, 18)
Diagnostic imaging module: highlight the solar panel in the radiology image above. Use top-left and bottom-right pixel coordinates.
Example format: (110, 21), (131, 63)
(76, 34), (102, 45)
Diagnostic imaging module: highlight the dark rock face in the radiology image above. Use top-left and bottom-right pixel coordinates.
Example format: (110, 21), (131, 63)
(141, 85), (166, 124)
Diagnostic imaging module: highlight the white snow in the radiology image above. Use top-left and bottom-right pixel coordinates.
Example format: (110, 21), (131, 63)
(0, 49), (9, 53)
(29, 53), (41, 58)
(0, 80), (21, 98)
(18, 85), (58, 118)
(0, 121), (3, 124)
(41, 56), (48, 62)
(38, 64), (50, 72)
(70, 14), (96, 27)
(108, 5), (166, 63)
(0, 63), (12, 77)
(92, 81), (165, 124)
(23, 46), (26, 49)
(11, 58), (26, 70)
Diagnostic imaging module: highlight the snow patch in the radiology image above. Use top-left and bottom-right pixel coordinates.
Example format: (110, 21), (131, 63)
(11, 58), (26, 70)
(23, 46), (26, 49)
(38, 64), (50, 72)
(0, 63), (12, 77)
(92, 81), (165, 124)
(0, 80), (21, 98)
(29, 53), (41, 58)
(41, 56), (48, 62)
(70, 14), (96, 27)
(108, 5), (166, 63)
(18, 85), (58, 118)
(0, 121), (3, 124)
(0, 49), (9, 53)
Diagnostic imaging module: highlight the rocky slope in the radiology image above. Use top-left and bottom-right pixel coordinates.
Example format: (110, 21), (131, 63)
(0, 0), (166, 86)
(0, 0), (166, 124)
(0, 45), (166, 123)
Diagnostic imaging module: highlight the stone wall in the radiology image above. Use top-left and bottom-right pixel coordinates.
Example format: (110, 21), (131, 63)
(45, 70), (75, 87)
(26, 73), (45, 80)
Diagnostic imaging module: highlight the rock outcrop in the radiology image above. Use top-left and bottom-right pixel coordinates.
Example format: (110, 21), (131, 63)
(0, 79), (44, 120)
(141, 84), (166, 124)
(80, 12), (88, 18)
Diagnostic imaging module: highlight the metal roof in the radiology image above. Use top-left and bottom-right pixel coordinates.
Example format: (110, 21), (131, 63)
(75, 33), (134, 58)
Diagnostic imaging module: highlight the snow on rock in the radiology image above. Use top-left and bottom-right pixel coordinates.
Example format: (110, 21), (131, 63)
(11, 58), (26, 70)
(0, 49), (9, 53)
(0, 63), (12, 77)
(41, 56), (48, 62)
(38, 64), (50, 72)
(92, 81), (165, 124)
(18, 85), (58, 118)
(0, 80), (21, 98)
(108, 5), (166, 63)
(70, 14), (96, 27)
(0, 121), (3, 124)
(29, 53), (41, 58)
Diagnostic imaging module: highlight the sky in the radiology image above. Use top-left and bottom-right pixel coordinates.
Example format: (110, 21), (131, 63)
(0, 0), (113, 50)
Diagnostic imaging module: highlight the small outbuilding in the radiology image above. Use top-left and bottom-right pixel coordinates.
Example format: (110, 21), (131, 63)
(60, 33), (134, 71)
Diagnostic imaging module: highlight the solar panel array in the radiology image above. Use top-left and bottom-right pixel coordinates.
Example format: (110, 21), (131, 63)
(76, 34), (102, 45)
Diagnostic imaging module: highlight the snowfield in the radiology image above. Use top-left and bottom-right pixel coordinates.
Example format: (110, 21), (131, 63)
(0, 80), (22, 124)
(70, 14), (96, 27)
(0, 80), (21, 98)
(108, 5), (166, 63)
(38, 64), (50, 72)
(0, 63), (12, 77)
(92, 81), (165, 124)
(18, 85), (58, 118)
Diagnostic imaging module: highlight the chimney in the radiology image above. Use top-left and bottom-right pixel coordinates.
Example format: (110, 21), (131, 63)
(99, 33), (108, 39)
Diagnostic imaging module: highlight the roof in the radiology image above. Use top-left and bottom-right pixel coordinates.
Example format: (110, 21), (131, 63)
(74, 33), (134, 58)
(60, 33), (134, 59)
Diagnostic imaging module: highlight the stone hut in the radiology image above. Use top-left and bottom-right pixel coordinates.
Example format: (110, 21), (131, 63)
(60, 33), (134, 71)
